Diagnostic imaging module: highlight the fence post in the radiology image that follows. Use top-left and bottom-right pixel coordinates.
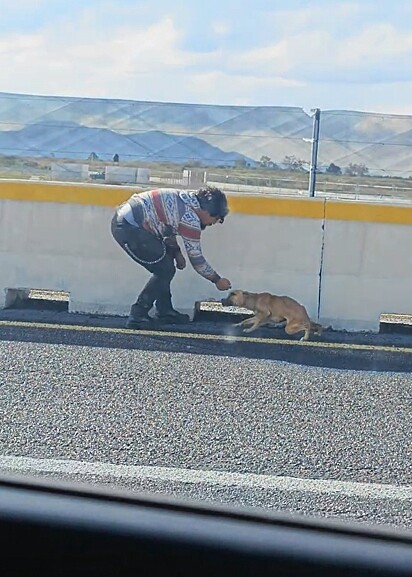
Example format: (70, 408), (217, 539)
(308, 108), (321, 198)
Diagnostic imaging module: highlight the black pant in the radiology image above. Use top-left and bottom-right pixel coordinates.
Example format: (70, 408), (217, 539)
(111, 214), (176, 314)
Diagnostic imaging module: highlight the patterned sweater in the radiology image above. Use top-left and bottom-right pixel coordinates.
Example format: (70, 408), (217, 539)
(126, 188), (221, 283)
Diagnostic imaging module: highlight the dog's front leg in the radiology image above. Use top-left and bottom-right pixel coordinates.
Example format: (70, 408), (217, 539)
(234, 317), (255, 328)
(242, 316), (263, 333)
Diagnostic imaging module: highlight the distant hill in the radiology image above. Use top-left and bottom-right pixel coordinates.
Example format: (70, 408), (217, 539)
(1, 92), (412, 175)
(0, 121), (254, 166)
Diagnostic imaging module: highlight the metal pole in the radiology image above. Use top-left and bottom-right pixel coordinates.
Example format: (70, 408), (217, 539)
(308, 108), (321, 197)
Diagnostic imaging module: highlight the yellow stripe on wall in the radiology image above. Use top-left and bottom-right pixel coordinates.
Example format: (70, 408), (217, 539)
(227, 194), (325, 219)
(1, 179), (412, 225)
(0, 179), (326, 217)
(0, 180), (134, 207)
(325, 200), (412, 225)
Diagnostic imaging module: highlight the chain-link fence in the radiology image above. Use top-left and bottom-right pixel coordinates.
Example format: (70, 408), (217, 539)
(1, 91), (411, 202)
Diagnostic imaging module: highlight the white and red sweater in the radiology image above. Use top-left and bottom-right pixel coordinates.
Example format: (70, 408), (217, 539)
(123, 188), (220, 283)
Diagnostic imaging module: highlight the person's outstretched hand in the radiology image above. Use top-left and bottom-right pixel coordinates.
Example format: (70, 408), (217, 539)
(216, 278), (231, 291)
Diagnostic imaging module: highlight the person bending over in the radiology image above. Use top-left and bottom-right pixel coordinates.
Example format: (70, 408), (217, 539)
(111, 186), (232, 328)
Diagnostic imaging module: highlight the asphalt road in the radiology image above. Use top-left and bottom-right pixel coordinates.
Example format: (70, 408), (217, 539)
(0, 318), (411, 533)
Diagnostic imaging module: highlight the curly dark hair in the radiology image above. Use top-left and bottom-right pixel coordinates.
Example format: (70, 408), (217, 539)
(195, 186), (229, 223)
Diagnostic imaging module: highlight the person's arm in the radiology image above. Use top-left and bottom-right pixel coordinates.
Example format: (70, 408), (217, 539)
(178, 222), (220, 282)
(164, 236), (186, 269)
(178, 218), (231, 289)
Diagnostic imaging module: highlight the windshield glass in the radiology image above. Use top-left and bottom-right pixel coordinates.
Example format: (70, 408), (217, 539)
(0, 0), (411, 535)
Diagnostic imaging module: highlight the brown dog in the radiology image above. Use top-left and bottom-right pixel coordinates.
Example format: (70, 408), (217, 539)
(221, 290), (323, 341)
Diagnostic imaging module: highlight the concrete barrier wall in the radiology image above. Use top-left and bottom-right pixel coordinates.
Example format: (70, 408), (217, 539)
(1, 179), (411, 331)
(321, 202), (412, 330)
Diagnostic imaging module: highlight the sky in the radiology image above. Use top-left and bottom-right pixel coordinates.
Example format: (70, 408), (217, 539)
(0, 0), (411, 115)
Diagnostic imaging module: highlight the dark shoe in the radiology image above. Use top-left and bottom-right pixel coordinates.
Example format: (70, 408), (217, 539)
(126, 314), (152, 329)
(126, 303), (152, 329)
(155, 309), (190, 324)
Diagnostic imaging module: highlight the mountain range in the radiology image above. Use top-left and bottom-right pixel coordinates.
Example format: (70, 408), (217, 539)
(0, 121), (254, 166)
(1, 91), (412, 175)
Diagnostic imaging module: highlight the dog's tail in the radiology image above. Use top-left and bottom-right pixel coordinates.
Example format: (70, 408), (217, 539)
(310, 321), (323, 335)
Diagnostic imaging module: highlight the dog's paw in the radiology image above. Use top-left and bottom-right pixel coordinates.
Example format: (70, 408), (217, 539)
(243, 326), (258, 333)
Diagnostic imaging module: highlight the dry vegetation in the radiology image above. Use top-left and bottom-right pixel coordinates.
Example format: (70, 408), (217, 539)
(1, 155), (411, 200)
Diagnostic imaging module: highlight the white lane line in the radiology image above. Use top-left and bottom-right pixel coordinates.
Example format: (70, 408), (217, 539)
(0, 456), (411, 501)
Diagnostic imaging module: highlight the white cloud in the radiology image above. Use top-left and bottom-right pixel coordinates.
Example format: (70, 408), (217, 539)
(267, 2), (364, 35)
(231, 21), (412, 84)
(0, 0), (50, 12)
(337, 24), (412, 66)
(1, 3), (412, 114)
(233, 30), (336, 77)
(211, 21), (231, 37)
(187, 71), (305, 106)
(0, 16), (219, 98)
(0, 33), (43, 55)
(66, 18), (198, 72)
